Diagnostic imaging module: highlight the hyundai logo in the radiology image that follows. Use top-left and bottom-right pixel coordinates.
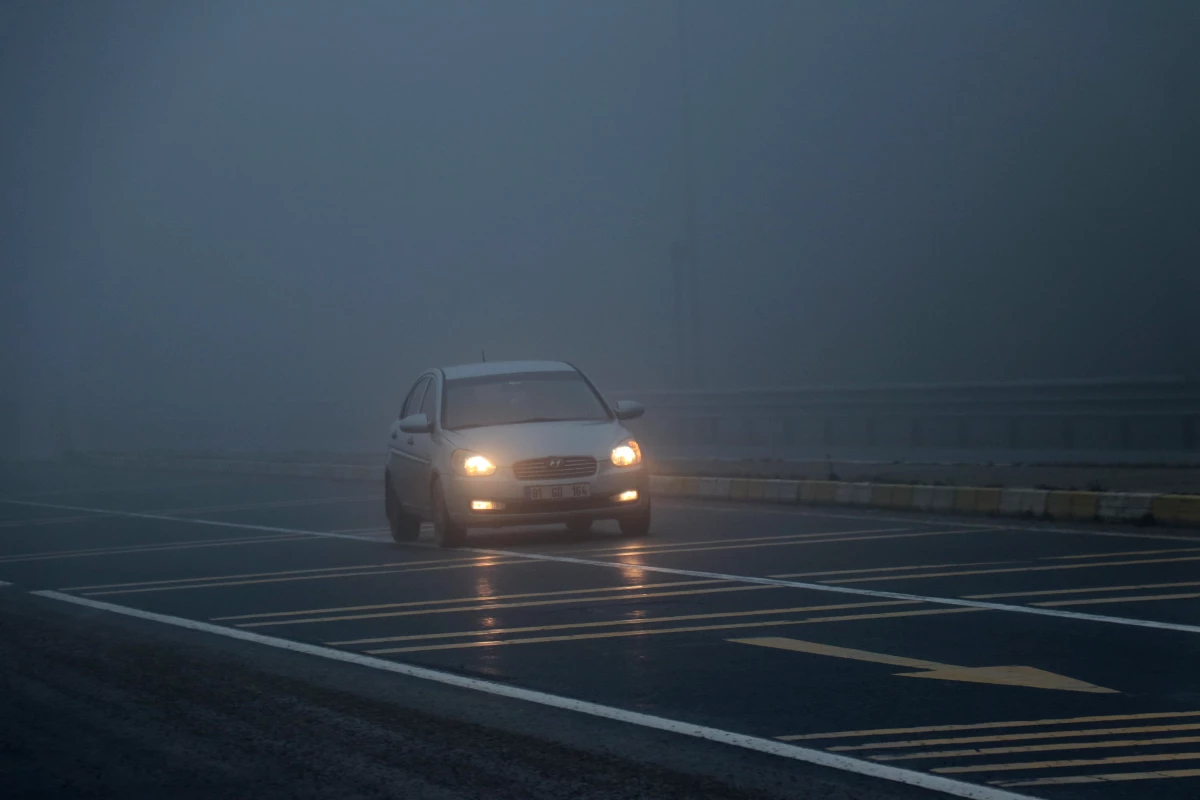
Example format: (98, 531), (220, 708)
(547, 457), (564, 469)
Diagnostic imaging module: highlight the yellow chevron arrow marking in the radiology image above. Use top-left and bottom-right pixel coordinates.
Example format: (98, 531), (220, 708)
(731, 637), (1117, 694)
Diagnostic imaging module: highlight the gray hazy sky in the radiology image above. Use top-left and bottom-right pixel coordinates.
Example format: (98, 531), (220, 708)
(2, 1), (1197, 453)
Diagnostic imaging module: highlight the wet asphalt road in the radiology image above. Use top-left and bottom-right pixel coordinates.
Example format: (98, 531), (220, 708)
(2, 462), (1200, 800)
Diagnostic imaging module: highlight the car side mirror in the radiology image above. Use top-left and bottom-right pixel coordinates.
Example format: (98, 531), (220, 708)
(614, 400), (645, 421)
(398, 413), (432, 434)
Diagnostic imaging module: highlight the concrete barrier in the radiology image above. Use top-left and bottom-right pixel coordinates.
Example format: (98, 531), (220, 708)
(924, 486), (957, 513)
(1152, 495), (1200, 526)
(999, 488), (1048, 517)
(800, 481), (838, 504)
(849, 483), (873, 506)
(76, 453), (1198, 529)
(1097, 493), (1155, 523)
(871, 484), (913, 509)
(1046, 491), (1099, 521)
(762, 479), (800, 503)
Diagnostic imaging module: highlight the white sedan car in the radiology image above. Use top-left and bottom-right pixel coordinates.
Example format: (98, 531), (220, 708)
(384, 360), (650, 547)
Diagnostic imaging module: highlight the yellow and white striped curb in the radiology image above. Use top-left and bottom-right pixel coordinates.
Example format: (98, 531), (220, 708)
(648, 475), (1199, 526)
(78, 454), (1199, 528)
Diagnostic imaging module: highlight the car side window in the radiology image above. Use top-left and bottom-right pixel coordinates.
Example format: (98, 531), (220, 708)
(401, 377), (430, 419)
(419, 378), (437, 423)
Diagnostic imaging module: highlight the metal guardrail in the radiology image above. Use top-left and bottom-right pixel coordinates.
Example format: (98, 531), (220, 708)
(42, 377), (1200, 463)
(614, 376), (1200, 456)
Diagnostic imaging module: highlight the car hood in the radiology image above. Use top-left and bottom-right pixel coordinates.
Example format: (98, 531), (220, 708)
(442, 420), (627, 465)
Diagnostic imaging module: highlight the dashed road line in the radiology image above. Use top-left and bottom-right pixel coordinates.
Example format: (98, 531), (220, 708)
(234, 583), (774, 628)
(329, 600), (920, 646)
(574, 527), (909, 554)
(779, 711), (1200, 741)
(995, 767), (1200, 787)
(572, 528), (989, 559)
(967, 581), (1200, 600)
(462, 546), (1200, 635)
(828, 723), (1200, 751)
(795, 555), (1200, 584)
(872, 734), (1200, 761)
(214, 578), (729, 621)
(60, 554), (480, 592)
(793, 561), (1022, 579)
(1036, 591), (1200, 608)
(366, 607), (979, 655)
(1046, 546), (1200, 560)
(80, 557), (537, 597)
(936, 750), (1200, 775)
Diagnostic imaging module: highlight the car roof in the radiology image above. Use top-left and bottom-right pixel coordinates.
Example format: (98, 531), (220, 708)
(437, 360), (576, 380)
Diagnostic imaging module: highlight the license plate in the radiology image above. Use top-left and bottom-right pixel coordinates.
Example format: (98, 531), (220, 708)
(524, 483), (590, 501)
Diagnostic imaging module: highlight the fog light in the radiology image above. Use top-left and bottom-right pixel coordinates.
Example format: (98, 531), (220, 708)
(614, 490), (638, 503)
(472, 500), (504, 511)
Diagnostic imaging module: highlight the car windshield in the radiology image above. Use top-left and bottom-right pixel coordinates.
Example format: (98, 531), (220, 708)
(442, 371), (610, 430)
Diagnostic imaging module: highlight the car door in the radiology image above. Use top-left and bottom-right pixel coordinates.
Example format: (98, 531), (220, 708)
(389, 375), (430, 511)
(404, 373), (440, 512)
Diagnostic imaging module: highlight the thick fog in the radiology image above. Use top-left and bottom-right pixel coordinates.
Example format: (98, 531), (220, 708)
(3, 1), (1197, 457)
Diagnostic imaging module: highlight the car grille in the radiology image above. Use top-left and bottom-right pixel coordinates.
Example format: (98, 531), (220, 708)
(512, 456), (598, 481)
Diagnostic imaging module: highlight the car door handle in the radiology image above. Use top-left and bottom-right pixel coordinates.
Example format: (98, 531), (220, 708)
(406, 436), (415, 445)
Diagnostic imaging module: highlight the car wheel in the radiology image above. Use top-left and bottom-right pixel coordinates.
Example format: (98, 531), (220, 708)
(384, 473), (420, 543)
(565, 518), (592, 535)
(618, 504), (651, 537)
(431, 478), (467, 548)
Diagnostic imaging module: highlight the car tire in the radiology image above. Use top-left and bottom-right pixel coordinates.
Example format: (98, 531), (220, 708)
(431, 478), (467, 548)
(384, 473), (420, 543)
(618, 504), (651, 537)
(565, 518), (592, 535)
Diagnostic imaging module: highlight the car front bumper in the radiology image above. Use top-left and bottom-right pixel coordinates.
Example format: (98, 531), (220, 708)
(443, 465), (648, 527)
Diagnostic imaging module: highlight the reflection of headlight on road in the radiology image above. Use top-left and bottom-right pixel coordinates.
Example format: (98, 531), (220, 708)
(610, 440), (642, 467)
(454, 450), (497, 476)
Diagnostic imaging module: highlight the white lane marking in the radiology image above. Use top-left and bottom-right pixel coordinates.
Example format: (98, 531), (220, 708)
(657, 501), (1200, 544)
(0, 499), (385, 543)
(0, 496), (376, 532)
(0, 514), (99, 529)
(11, 496), (1199, 635)
(460, 547), (1200, 636)
(329, 526), (397, 535)
(8, 478), (239, 500)
(0, 534), (319, 564)
(31, 590), (1036, 800)
(161, 495), (376, 515)
(0, 580), (11, 587)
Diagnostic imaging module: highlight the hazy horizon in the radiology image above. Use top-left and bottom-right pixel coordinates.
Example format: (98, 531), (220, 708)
(3, 0), (1197, 456)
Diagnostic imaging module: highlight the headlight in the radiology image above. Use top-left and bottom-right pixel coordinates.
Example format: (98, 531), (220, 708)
(610, 439), (642, 467)
(454, 450), (497, 477)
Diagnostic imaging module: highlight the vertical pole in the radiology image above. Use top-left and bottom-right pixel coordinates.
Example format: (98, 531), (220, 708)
(671, 243), (689, 388)
(675, 0), (702, 387)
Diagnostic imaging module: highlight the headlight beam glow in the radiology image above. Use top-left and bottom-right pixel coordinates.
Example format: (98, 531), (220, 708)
(454, 450), (497, 477)
(610, 440), (642, 467)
